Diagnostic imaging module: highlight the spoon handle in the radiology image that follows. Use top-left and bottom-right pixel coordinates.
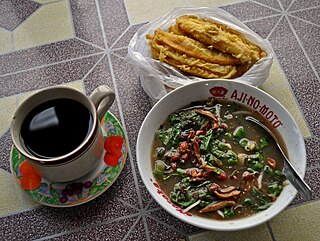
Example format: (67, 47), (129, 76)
(245, 116), (312, 200)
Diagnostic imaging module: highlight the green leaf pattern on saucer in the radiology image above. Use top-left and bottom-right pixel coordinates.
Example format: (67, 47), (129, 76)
(10, 112), (127, 207)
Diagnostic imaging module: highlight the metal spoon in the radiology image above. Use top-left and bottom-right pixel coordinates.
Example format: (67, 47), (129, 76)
(245, 116), (312, 200)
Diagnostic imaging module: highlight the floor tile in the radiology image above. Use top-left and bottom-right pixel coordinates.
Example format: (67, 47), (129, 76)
(0, 131), (13, 173)
(289, 0), (320, 11)
(34, 0), (64, 5)
(110, 53), (152, 207)
(304, 168), (320, 200)
(0, 96), (16, 136)
(221, 1), (280, 21)
(125, 216), (148, 241)
(290, 7), (320, 26)
(186, 0), (245, 9)
(268, 17), (320, 137)
(111, 23), (145, 50)
(49, 216), (139, 241)
(124, 0), (185, 25)
(13, 1), (74, 50)
(82, 55), (121, 119)
(269, 200), (320, 241)
(148, 208), (202, 235)
(188, 223), (272, 241)
(0, 54), (102, 98)
(305, 138), (320, 169)
(146, 216), (185, 241)
(70, 0), (105, 49)
(0, 170), (26, 217)
(0, 28), (12, 54)
(244, 15), (282, 39)
(0, 39), (103, 76)
(279, 0), (293, 11)
(289, 16), (320, 76)
(251, 0), (282, 10)
(260, 57), (311, 138)
(0, 194), (137, 240)
(99, 0), (130, 47)
(0, 0), (41, 32)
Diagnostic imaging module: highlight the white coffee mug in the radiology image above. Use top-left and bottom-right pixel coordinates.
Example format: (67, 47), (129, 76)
(11, 85), (115, 182)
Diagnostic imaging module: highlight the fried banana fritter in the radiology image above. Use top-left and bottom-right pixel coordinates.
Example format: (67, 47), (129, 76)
(149, 41), (237, 79)
(175, 15), (266, 64)
(146, 15), (266, 79)
(153, 29), (239, 65)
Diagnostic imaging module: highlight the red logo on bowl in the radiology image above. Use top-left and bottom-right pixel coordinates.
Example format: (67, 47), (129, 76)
(210, 87), (228, 98)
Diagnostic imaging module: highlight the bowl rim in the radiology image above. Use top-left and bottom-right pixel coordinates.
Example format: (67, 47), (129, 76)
(136, 79), (306, 231)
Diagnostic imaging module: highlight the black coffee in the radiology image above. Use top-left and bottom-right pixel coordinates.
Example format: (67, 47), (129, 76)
(21, 98), (93, 159)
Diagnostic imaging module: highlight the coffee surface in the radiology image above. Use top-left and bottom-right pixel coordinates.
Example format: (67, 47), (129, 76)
(21, 98), (93, 159)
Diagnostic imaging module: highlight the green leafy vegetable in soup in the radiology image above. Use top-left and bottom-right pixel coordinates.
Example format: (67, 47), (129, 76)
(151, 98), (287, 220)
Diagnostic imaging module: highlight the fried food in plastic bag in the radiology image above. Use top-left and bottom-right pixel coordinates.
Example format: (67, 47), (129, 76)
(175, 15), (266, 64)
(146, 15), (266, 79)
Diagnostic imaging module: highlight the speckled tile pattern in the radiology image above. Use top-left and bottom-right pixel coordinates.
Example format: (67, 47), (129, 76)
(188, 223), (272, 241)
(269, 200), (320, 241)
(0, 39), (103, 76)
(289, 0), (320, 11)
(244, 15), (282, 39)
(220, 1), (280, 21)
(268, 17), (320, 137)
(0, 131), (13, 173)
(0, 54), (102, 98)
(290, 7), (320, 26)
(13, 0), (74, 50)
(49, 216), (139, 240)
(0, 0), (319, 240)
(99, 0), (130, 47)
(70, 0), (105, 49)
(252, 0), (282, 10)
(0, 0), (40, 31)
(305, 138), (320, 169)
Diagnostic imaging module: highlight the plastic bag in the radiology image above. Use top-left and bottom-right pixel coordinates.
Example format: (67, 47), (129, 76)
(126, 7), (274, 103)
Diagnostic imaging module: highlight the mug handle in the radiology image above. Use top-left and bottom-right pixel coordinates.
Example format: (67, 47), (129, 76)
(89, 85), (115, 120)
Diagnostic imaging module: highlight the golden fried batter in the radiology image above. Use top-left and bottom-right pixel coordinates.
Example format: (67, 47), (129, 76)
(149, 41), (237, 79)
(152, 29), (239, 65)
(176, 15), (266, 64)
(146, 15), (266, 79)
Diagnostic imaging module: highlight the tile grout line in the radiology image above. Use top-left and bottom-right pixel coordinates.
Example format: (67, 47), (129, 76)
(141, 214), (151, 241)
(286, 0), (296, 12)
(94, 0), (145, 212)
(109, 25), (131, 50)
(290, 5), (320, 13)
(274, 0), (284, 11)
(35, 212), (141, 241)
(94, 0), (146, 214)
(267, 47), (314, 137)
(75, 37), (106, 51)
(288, 13), (320, 28)
(0, 52), (104, 78)
(80, 53), (107, 88)
(146, 214), (185, 236)
(122, 215), (143, 241)
(250, 0), (282, 12)
(105, 51), (145, 210)
(285, 15), (320, 82)
(242, 13), (282, 23)
(266, 15), (284, 40)
(94, 0), (108, 50)
(66, 0), (76, 39)
(266, 222), (277, 241)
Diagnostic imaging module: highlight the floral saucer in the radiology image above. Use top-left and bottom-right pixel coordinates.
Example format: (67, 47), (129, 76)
(10, 112), (127, 207)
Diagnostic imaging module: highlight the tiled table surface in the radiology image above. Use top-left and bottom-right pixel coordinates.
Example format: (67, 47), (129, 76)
(0, 0), (319, 240)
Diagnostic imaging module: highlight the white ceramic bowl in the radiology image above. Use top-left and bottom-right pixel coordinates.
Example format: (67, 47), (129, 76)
(136, 79), (306, 231)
